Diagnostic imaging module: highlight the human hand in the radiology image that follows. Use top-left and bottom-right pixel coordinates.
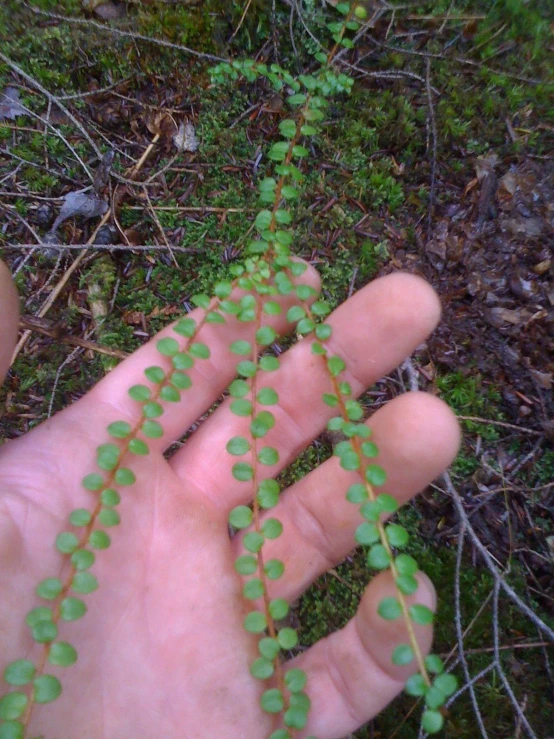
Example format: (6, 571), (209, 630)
(0, 261), (459, 738)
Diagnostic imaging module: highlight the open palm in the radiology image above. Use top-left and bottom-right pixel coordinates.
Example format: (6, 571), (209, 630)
(0, 261), (459, 739)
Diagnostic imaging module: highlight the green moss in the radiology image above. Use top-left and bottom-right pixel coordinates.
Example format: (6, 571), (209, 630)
(436, 371), (504, 440)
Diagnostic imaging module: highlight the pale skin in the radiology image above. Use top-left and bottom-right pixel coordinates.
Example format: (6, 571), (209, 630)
(0, 259), (460, 738)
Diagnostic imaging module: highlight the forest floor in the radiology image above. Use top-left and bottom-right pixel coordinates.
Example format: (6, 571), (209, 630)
(0, 1), (553, 737)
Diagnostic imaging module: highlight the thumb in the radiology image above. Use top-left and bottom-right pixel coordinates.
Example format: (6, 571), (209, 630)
(0, 260), (20, 385)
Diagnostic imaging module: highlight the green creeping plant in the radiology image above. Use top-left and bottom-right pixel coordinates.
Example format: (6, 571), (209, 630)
(0, 4), (457, 737)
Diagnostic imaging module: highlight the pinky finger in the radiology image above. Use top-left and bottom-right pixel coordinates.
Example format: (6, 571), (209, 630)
(286, 570), (436, 739)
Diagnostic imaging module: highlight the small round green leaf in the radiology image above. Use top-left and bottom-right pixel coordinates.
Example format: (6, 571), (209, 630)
(395, 554), (418, 576)
(284, 706), (308, 730)
(396, 574), (418, 595)
(409, 604), (434, 626)
(82, 474), (104, 492)
(71, 571), (99, 594)
(315, 323), (332, 340)
(257, 388), (278, 405)
(36, 578), (63, 601)
(160, 385), (180, 403)
(236, 360), (257, 377)
(425, 654), (445, 674)
(256, 327), (277, 347)
(269, 598), (289, 620)
(235, 555), (257, 575)
(259, 637), (280, 660)
(367, 544), (391, 569)
(386, 524), (409, 548)
(33, 674), (62, 704)
(96, 443), (120, 471)
(101, 488), (121, 506)
(69, 508), (92, 527)
(55, 532), (79, 554)
(71, 549), (95, 571)
(259, 355), (280, 371)
(107, 421), (131, 439)
(229, 379), (249, 398)
(243, 578), (264, 600)
(226, 436), (250, 455)
(346, 483), (367, 504)
(365, 465), (387, 486)
(232, 462), (254, 482)
(144, 366), (165, 383)
(355, 522), (379, 546)
(255, 210), (273, 230)
(230, 340), (252, 356)
(327, 356), (345, 376)
(261, 688), (284, 713)
(434, 673), (458, 697)
(230, 399), (253, 417)
(244, 611), (267, 633)
(257, 479), (280, 508)
(391, 644), (414, 666)
(229, 505), (253, 529)
(425, 684), (447, 710)
(190, 342), (210, 360)
(173, 317), (196, 337)
(277, 628), (298, 649)
(269, 729), (291, 739)
(287, 306), (305, 322)
(157, 337), (180, 356)
(376, 493), (398, 513)
(0, 693), (27, 721)
(128, 438), (149, 456)
(340, 450), (360, 471)
(261, 518), (282, 539)
(48, 642), (77, 667)
(89, 530), (110, 549)
(4, 661), (35, 687)
(421, 710), (444, 734)
(143, 401), (163, 418)
(114, 467), (136, 486)
(26, 607), (52, 627)
(405, 672), (427, 697)
(128, 384), (151, 402)
(378, 597), (402, 620)
(360, 500), (380, 522)
(296, 317), (315, 334)
(285, 668), (307, 693)
(98, 508), (121, 527)
(250, 657), (274, 680)
(258, 446), (279, 465)
(171, 372), (192, 390)
(361, 441), (379, 458)
(60, 597), (87, 621)
(0, 721), (24, 739)
(31, 620), (57, 643)
(172, 352), (193, 370)
(142, 420), (164, 438)
(243, 531), (264, 553)
(264, 559), (284, 580)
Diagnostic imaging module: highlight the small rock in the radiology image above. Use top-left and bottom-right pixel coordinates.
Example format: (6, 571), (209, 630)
(33, 203), (54, 228)
(533, 259), (551, 276)
(505, 217), (544, 237)
(93, 224), (118, 245)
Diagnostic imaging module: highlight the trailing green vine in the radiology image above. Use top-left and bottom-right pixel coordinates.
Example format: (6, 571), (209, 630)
(0, 3), (457, 737)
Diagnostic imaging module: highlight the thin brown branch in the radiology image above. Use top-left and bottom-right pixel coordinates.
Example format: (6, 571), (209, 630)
(18, 315), (128, 360)
(26, 4), (227, 63)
